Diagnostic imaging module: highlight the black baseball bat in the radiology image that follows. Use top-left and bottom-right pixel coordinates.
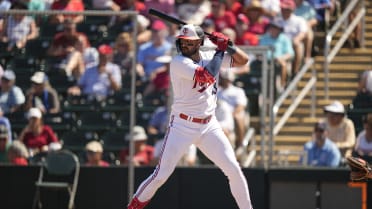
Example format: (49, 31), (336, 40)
(148, 8), (212, 36)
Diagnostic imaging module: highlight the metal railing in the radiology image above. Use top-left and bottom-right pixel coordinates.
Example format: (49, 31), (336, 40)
(323, 0), (365, 100)
(268, 58), (317, 166)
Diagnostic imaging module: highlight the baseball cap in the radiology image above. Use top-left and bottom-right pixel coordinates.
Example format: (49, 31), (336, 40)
(0, 124), (9, 138)
(27, 107), (42, 119)
(155, 55), (172, 64)
(86, 141), (103, 153)
(280, 0), (295, 10)
(2, 70), (16, 81)
(237, 14), (249, 24)
(324, 100), (345, 114)
(31, 71), (47, 84)
(177, 24), (204, 40)
(151, 20), (167, 31)
(98, 44), (113, 55)
(126, 126), (147, 141)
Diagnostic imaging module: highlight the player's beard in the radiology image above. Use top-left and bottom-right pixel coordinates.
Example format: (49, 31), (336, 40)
(180, 47), (199, 58)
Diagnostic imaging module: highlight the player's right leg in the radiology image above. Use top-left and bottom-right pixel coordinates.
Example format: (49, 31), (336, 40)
(127, 116), (195, 209)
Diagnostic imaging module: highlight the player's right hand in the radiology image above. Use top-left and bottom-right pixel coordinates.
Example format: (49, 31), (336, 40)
(208, 32), (229, 51)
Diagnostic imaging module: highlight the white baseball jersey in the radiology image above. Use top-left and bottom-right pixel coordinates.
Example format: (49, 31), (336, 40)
(170, 50), (233, 117)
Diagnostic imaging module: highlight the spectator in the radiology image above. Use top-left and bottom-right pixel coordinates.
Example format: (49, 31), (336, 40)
(136, 20), (172, 81)
(301, 121), (341, 167)
(277, 0), (308, 76)
(205, 0), (237, 32)
(24, 71), (60, 114)
(143, 55), (171, 98)
(136, 15), (151, 45)
(0, 0), (11, 33)
(216, 99), (235, 146)
(217, 70), (249, 149)
(120, 125), (154, 166)
(225, 0), (244, 15)
(75, 35), (98, 70)
(0, 107), (12, 141)
(7, 140), (29, 165)
(92, 0), (120, 11)
(353, 114), (372, 162)
(18, 107), (60, 156)
(352, 69), (372, 109)
(323, 100), (356, 158)
(244, 0), (281, 18)
(67, 44), (122, 101)
(49, 0), (84, 24)
(256, 18), (294, 92)
(244, 0), (270, 35)
(234, 13), (259, 46)
(113, 32), (135, 77)
(47, 19), (86, 79)
(22, 0), (46, 12)
(0, 69), (26, 114)
(85, 141), (110, 166)
(177, 0), (211, 25)
(0, 124), (10, 163)
(306, 0), (332, 30)
(294, 0), (317, 60)
(0, 1), (38, 52)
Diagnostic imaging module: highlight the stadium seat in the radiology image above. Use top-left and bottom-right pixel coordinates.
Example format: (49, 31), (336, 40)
(61, 130), (99, 152)
(101, 130), (128, 152)
(76, 111), (117, 133)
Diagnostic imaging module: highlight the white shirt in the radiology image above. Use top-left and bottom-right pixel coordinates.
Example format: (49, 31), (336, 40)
(216, 84), (248, 113)
(215, 99), (234, 132)
(279, 14), (308, 39)
(170, 50), (233, 117)
(355, 130), (372, 153)
(362, 70), (372, 93)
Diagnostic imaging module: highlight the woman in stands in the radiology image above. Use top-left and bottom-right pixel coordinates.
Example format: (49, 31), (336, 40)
(18, 107), (60, 156)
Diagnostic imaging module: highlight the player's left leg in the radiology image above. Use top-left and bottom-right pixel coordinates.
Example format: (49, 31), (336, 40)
(197, 119), (253, 209)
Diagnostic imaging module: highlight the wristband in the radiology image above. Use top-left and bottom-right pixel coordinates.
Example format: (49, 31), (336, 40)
(226, 44), (237, 55)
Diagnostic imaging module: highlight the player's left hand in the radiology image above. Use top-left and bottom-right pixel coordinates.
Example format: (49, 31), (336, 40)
(209, 32), (229, 51)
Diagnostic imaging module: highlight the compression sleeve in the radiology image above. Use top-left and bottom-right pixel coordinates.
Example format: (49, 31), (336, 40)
(204, 50), (225, 77)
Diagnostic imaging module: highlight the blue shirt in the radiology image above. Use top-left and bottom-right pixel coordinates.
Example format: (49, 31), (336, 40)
(306, 0), (332, 21)
(137, 41), (172, 78)
(149, 106), (169, 134)
(259, 33), (294, 60)
(0, 116), (12, 141)
(295, 1), (317, 21)
(302, 138), (341, 167)
(78, 62), (122, 98)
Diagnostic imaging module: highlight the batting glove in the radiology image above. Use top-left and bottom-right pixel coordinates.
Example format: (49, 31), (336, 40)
(209, 32), (229, 51)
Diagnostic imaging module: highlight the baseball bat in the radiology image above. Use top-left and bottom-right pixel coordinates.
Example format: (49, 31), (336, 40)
(148, 8), (212, 36)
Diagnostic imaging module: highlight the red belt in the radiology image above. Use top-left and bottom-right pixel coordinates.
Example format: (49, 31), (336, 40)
(179, 113), (212, 124)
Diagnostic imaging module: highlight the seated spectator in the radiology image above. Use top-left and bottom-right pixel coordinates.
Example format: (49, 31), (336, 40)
(67, 44), (122, 101)
(0, 107), (12, 140)
(244, 0), (281, 18)
(18, 107), (60, 156)
(205, 0), (236, 32)
(143, 0), (175, 22)
(244, 0), (270, 35)
(225, 0), (244, 15)
(49, 0), (84, 24)
(323, 100), (356, 158)
(24, 71), (60, 114)
(353, 114), (372, 162)
(0, 0), (11, 32)
(234, 13), (259, 46)
(120, 125), (154, 166)
(0, 124), (10, 163)
(177, 0), (211, 25)
(294, 0), (317, 60)
(351, 70), (372, 109)
(0, 1), (38, 52)
(143, 55), (171, 98)
(255, 19), (294, 92)
(0, 70), (26, 114)
(136, 20), (172, 81)
(306, 0), (333, 30)
(217, 70), (249, 150)
(216, 99), (235, 146)
(75, 35), (98, 70)
(113, 32), (135, 77)
(92, 0), (120, 11)
(7, 140), (29, 165)
(47, 19), (86, 80)
(277, 0), (308, 76)
(85, 141), (109, 166)
(136, 15), (151, 46)
(301, 121), (341, 167)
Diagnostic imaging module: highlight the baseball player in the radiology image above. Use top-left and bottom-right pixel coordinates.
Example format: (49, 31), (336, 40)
(127, 24), (253, 209)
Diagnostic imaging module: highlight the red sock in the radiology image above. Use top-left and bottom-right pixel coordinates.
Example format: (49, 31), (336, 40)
(127, 197), (150, 209)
